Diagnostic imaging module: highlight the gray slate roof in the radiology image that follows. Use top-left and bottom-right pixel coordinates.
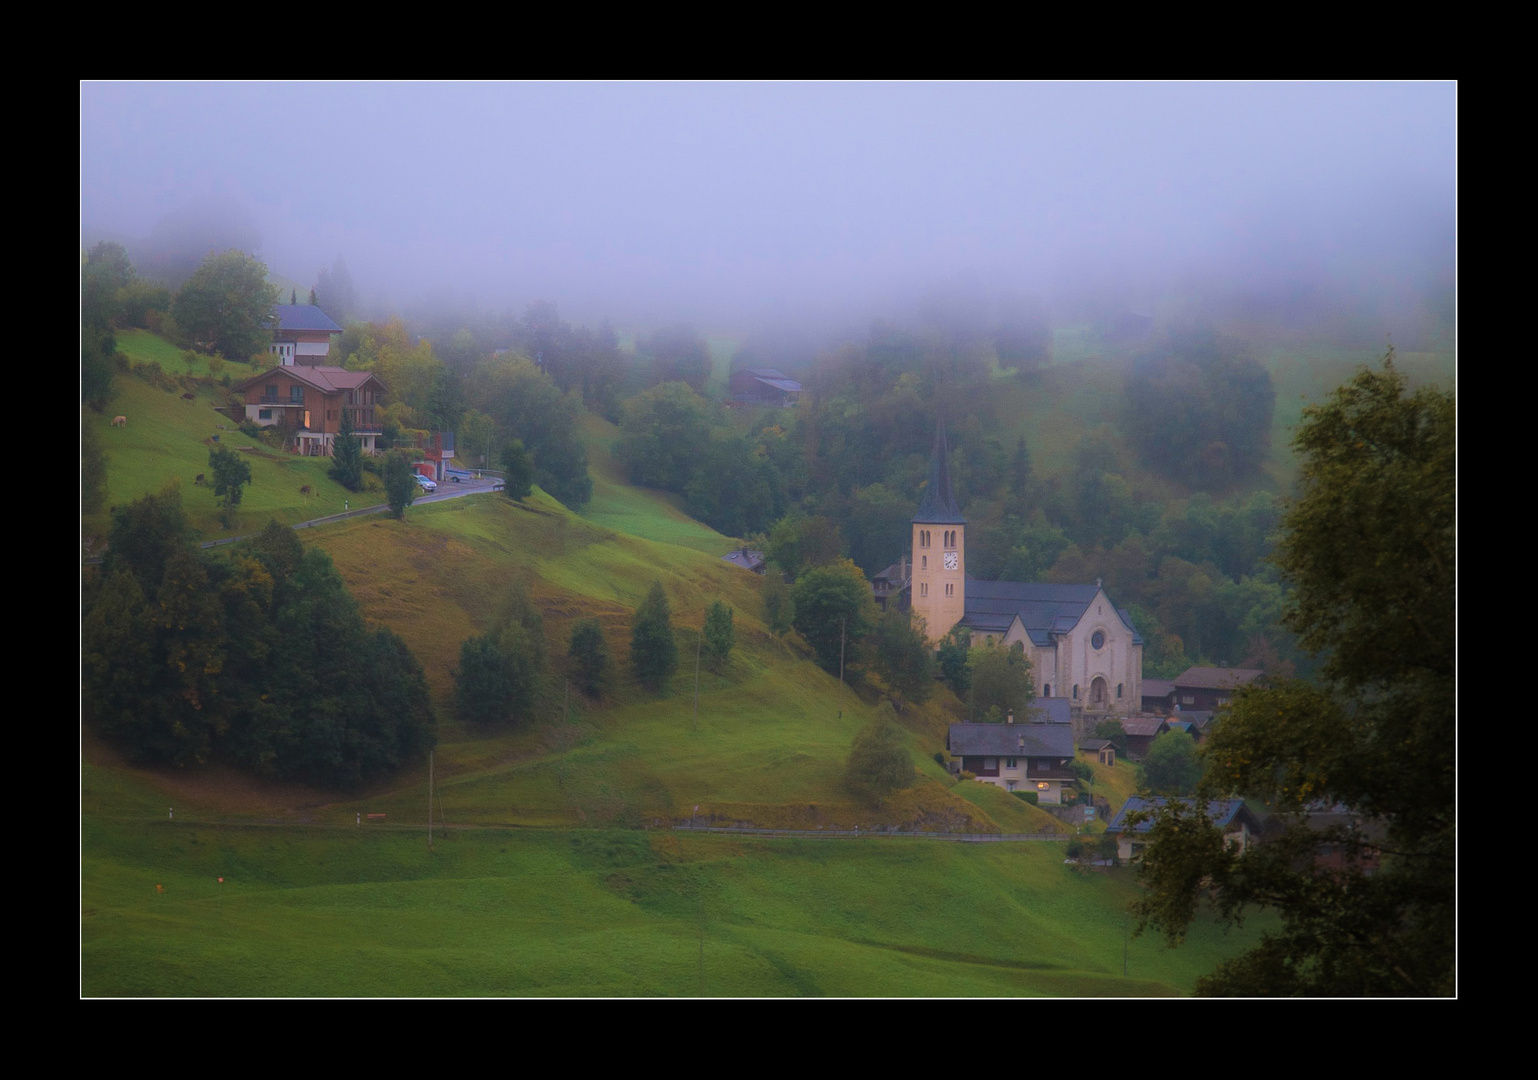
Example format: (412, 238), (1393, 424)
(912, 420), (966, 525)
(1026, 697), (1072, 725)
(1106, 796), (1256, 834)
(959, 581), (1144, 646)
(948, 722), (1076, 758)
(273, 304), (344, 333)
(743, 368), (802, 392)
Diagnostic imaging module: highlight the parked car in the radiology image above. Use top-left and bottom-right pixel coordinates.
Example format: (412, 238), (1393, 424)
(414, 474), (438, 491)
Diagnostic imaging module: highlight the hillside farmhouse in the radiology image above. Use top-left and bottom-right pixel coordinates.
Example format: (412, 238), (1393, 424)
(232, 365), (387, 458)
(905, 422), (1144, 719)
(1171, 666), (1264, 711)
(729, 367), (802, 408)
(948, 718), (1079, 803)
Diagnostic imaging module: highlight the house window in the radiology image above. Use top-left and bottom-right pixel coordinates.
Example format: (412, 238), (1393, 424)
(291, 386), (303, 403)
(1006, 757), (1017, 768)
(1181, 695), (1195, 705)
(983, 758), (997, 770)
(258, 409), (271, 420)
(265, 384), (277, 398)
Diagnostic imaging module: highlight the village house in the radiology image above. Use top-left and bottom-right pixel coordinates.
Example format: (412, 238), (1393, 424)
(947, 717), (1079, 803)
(1171, 666), (1264, 711)
(720, 548), (766, 574)
(728, 367), (802, 408)
(904, 422), (1143, 721)
(1106, 796), (1261, 863)
(232, 364), (388, 458)
(267, 304), (344, 366)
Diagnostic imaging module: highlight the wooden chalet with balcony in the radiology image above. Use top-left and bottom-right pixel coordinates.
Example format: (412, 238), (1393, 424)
(947, 718), (1079, 803)
(232, 365), (387, 457)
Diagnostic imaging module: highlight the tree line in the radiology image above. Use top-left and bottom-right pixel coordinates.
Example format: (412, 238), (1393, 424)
(82, 490), (436, 787)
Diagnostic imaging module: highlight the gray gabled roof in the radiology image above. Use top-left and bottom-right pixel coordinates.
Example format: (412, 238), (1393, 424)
(959, 582), (1144, 647)
(273, 304), (344, 333)
(1027, 697), (1072, 725)
(1106, 796), (1258, 835)
(948, 722), (1076, 758)
(1173, 666), (1264, 690)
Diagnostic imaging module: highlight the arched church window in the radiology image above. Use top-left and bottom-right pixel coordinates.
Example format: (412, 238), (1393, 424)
(1073, 685), (1080, 700)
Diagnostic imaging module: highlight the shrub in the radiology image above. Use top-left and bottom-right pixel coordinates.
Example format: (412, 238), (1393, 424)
(959, 770), (976, 781)
(1013, 790), (1039, 805)
(933, 751), (947, 767)
(844, 704), (915, 805)
(1065, 840), (1085, 859)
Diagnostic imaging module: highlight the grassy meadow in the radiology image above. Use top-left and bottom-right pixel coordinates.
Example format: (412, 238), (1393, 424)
(87, 325), (1427, 995)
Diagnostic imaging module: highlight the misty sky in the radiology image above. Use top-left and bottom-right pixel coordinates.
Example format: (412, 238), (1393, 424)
(80, 82), (1455, 328)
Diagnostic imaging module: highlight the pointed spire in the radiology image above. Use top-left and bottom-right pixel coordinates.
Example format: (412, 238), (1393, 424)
(912, 418), (967, 524)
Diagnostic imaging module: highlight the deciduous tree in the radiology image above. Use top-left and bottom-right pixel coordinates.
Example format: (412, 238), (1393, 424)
(844, 704), (915, 805)
(1134, 352), (1454, 996)
(209, 445), (252, 527)
(791, 559), (875, 675)
(702, 600), (734, 669)
(171, 250), (279, 359)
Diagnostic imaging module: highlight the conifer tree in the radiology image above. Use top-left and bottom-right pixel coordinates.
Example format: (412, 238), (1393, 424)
(630, 581), (678, 691)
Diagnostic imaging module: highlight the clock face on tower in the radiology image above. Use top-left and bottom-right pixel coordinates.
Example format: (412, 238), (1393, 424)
(944, 551), (958, 570)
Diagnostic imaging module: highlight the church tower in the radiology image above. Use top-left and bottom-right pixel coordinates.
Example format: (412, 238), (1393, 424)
(912, 420), (966, 643)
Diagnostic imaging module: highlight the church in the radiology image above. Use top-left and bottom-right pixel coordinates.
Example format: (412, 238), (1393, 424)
(907, 422), (1143, 717)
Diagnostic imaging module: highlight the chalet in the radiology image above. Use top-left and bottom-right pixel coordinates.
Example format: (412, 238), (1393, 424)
(1141, 678), (1176, 715)
(1119, 716), (1170, 760)
(729, 368), (802, 408)
(947, 719), (1078, 803)
(1106, 796), (1261, 863)
(268, 304), (344, 366)
(905, 423), (1143, 720)
(232, 365), (387, 458)
(1080, 738), (1116, 767)
(1172, 666), (1264, 711)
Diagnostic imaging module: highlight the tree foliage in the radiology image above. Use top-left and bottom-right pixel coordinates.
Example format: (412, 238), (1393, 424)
(83, 507), (435, 785)
(791, 559), (875, 675)
(383, 452), (417, 518)
(1125, 323), (1275, 490)
(474, 355), (592, 509)
(1138, 730), (1202, 796)
(501, 438), (534, 500)
(329, 409), (364, 491)
(760, 570), (794, 637)
(208, 445), (252, 527)
(568, 618), (611, 698)
(844, 704), (916, 805)
(871, 606), (933, 706)
(630, 581), (678, 691)
(966, 639), (1033, 722)
(703, 600), (735, 669)
(171, 249), (279, 359)
(1134, 353), (1454, 996)
(453, 583), (547, 727)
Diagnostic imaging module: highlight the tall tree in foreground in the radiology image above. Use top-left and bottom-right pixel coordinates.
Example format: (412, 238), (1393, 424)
(1134, 352), (1454, 996)
(329, 409), (364, 491)
(383, 452), (417, 518)
(630, 581), (678, 692)
(208, 446), (252, 528)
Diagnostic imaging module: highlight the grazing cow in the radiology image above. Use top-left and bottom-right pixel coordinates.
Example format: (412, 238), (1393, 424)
(182, 392), (196, 401)
(111, 416), (127, 427)
(195, 473), (205, 486)
(299, 485), (312, 496)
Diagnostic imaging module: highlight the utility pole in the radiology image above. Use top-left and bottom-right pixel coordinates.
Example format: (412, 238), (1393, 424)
(839, 617), (846, 685)
(693, 631), (702, 731)
(428, 750), (434, 852)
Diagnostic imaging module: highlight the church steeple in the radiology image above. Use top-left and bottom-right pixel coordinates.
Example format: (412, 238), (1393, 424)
(911, 419), (966, 643)
(912, 418), (967, 525)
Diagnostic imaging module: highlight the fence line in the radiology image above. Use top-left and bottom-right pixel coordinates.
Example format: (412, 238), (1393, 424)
(671, 825), (1068, 842)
